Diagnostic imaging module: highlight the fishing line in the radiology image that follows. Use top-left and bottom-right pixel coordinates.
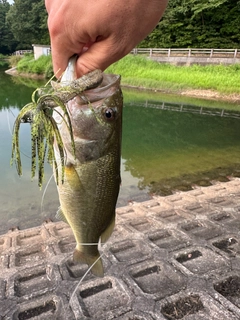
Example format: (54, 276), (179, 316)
(74, 243), (99, 245)
(7, 108), (31, 160)
(44, 72), (59, 88)
(6, 109), (13, 136)
(68, 232), (134, 307)
(69, 250), (106, 308)
(40, 171), (55, 212)
(40, 154), (67, 238)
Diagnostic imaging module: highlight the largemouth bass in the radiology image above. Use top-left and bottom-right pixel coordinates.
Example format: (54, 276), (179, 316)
(53, 58), (123, 277)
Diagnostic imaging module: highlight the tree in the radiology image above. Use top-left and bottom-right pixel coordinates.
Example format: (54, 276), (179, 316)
(6, 0), (49, 49)
(1, 0), (240, 54)
(139, 0), (240, 48)
(0, 0), (17, 54)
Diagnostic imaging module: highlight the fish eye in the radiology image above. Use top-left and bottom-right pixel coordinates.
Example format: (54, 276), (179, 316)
(104, 108), (115, 120)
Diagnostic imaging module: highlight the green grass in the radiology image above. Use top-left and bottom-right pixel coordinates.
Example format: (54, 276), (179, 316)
(17, 54), (53, 78)
(106, 55), (240, 94)
(8, 55), (22, 67)
(0, 54), (10, 68)
(14, 53), (240, 94)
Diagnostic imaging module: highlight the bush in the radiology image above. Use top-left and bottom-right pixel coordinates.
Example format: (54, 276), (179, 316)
(32, 55), (52, 75)
(16, 54), (53, 78)
(44, 61), (54, 79)
(8, 55), (22, 67)
(17, 54), (34, 73)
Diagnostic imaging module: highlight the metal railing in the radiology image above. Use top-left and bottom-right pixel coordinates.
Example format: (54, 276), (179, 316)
(13, 50), (33, 56)
(131, 48), (240, 59)
(128, 100), (240, 119)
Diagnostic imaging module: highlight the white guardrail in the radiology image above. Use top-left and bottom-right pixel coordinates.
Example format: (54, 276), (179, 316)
(13, 48), (240, 59)
(13, 50), (33, 56)
(131, 48), (240, 59)
(129, 101), (240, 119)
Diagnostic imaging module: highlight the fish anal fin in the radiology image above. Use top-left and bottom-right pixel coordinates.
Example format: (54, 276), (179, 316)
(55, 207), (69, 225)
(73, 248), (104, 277)
(101, 215), (115, 244)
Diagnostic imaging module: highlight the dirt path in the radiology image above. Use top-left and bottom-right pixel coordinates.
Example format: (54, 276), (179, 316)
(122, 83), (240, 104)
(181, 89), (240, 103)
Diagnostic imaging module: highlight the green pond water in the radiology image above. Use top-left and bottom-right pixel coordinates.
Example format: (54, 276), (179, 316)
(1, 68), (240, 233)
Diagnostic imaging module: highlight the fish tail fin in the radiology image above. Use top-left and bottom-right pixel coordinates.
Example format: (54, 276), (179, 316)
(73, 248), (104, 277)
(101, 215), (115, 244)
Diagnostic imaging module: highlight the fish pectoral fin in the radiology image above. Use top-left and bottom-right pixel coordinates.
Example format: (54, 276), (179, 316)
(65, 164), (82, 191)
(55, 207), (69, 225)
(73, 248), (104, 277)
(101, 215), (115, 244)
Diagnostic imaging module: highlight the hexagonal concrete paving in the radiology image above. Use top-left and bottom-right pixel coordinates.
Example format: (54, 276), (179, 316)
(1, 179), (240, 319)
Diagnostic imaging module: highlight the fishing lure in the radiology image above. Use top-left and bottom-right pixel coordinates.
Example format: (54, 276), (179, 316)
(11, 67), (103, 187)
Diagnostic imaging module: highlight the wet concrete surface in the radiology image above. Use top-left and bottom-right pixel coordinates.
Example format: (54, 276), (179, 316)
(1, 178), (240, 319)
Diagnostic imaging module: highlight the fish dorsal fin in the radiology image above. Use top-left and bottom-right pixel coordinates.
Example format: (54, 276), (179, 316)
(56, 207), (69, 225)
(101, 215), (115, 244)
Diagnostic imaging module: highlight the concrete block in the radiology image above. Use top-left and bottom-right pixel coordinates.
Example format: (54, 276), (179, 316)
(1, 180), (240, 319)
(156, 290), (239, 320)
(124, 260), (186, 300)
(173, 246), (229, 275)
(70, 276), (131, 319)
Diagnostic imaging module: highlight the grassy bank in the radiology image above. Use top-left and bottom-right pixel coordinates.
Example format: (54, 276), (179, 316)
(10, 54), (53, 78)
(11, 53), (240, 98)
(106, 55), (240, 95)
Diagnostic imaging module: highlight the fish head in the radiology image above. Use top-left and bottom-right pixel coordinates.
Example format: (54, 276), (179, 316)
(59, 73), (123, 163)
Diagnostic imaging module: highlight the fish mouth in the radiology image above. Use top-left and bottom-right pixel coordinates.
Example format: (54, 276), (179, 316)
(79, 74), (121, 103)
(91, 74), (120, 91)
(61, 55), (121, 103)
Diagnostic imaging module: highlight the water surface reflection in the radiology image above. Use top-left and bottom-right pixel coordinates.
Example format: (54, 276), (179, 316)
(122, 102), (240, 195)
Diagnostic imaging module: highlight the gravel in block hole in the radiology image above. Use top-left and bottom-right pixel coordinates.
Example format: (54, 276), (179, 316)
(214, 275), (240, 308)
(161, 295), (204, 320)
(212, 237), (238, 256)
(18, 300), (56, 320)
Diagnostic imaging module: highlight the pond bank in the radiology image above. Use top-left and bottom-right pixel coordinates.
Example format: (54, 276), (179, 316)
(121, 83), (240, 104)
(5, 67), (46, 80)
(5, 67), (240, 104)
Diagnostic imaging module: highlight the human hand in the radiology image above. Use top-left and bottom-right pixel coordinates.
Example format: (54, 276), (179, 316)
(45, 0), (168, 77)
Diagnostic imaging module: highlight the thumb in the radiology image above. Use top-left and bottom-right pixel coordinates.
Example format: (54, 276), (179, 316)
(51, 44), (85, 78)
(75, 40), (125, 77)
